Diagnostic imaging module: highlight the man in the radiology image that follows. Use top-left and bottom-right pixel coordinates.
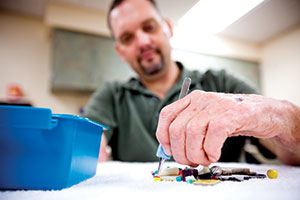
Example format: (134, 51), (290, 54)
(84, 0), (300, 166)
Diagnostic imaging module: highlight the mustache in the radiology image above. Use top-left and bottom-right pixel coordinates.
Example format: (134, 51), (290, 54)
(137, 47), (161, 62)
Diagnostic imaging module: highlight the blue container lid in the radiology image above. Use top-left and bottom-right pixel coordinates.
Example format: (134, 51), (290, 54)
(52, 113), (109, 130)
(0, 105), (109, 130)
(0, 105), (57, 129)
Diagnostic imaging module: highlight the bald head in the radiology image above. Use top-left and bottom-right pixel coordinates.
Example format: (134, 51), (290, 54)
(108, 0), (160, 38)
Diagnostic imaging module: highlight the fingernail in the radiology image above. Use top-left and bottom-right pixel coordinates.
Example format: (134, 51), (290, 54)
(210, 156), (218, 163)
(164, 148), (171, 156)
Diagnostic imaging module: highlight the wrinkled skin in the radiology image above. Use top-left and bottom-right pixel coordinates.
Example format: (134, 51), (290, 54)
(156, 90), (300, 166)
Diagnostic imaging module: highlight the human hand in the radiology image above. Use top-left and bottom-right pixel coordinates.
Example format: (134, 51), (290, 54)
(98, 134), (110, 162)
(156, 90), (295, 166)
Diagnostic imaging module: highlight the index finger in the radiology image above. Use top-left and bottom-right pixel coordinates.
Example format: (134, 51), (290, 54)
(156, 96), (191, 156)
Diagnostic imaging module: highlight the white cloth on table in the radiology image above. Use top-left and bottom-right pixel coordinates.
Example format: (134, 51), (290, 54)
(1, 161), (300, 200)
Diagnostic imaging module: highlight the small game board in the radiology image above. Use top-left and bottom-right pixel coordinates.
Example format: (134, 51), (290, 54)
(152, 165), (277, 185)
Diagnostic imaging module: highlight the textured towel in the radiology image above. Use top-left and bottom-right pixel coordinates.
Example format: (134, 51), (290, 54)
(1, 161), (300, 200)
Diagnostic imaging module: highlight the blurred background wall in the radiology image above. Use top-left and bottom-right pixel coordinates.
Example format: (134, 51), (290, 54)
(0, 0), (299, 114)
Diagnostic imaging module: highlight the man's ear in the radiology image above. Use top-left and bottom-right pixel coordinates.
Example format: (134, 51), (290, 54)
(114, 43), (126, 62)
(163, 18), (173, 38)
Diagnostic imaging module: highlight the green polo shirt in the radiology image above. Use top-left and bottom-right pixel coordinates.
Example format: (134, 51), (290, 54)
(84, 62), (258, 162)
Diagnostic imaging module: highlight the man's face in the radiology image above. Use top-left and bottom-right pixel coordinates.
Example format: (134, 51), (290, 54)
(110, 0), (173, 81)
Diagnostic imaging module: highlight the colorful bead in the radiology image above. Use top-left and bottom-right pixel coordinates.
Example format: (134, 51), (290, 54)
(154, 175), (161, 181)
(176, 176), (182, 182)
(154, 177), (162, 181)
(267, 169), (278, 179)
(185, 175), (195, 184)
(187, 179), (194, 184)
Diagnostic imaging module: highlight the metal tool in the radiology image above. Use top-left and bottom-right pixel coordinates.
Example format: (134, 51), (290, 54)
(156, 77), (191, 175)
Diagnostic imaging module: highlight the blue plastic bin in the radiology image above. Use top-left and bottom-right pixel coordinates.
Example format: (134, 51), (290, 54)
(0, 105), (108, 190)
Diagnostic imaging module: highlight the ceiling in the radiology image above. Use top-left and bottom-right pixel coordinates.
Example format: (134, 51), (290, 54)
(220, 0), (300, 43)
(0, 0), (199, 22)
(1, 0), (300, 44)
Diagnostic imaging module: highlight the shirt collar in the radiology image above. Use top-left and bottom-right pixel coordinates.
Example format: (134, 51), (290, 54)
(122, 61), (201, 96)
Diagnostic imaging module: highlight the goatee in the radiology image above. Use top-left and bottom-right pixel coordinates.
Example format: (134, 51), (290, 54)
(138, 48), (165, 76)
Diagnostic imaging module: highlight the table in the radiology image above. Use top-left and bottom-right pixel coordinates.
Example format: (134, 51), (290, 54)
(1, 161), (299, 200)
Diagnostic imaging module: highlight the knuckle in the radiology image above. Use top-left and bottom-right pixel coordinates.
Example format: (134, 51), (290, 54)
(159, 106), (171, 119)
(205, 92), (218, 100)
(186, 120), (201, 136)
(190, 90), (203, 98)
(169, 122), (182, 140)
(208, 119), (222, 134)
